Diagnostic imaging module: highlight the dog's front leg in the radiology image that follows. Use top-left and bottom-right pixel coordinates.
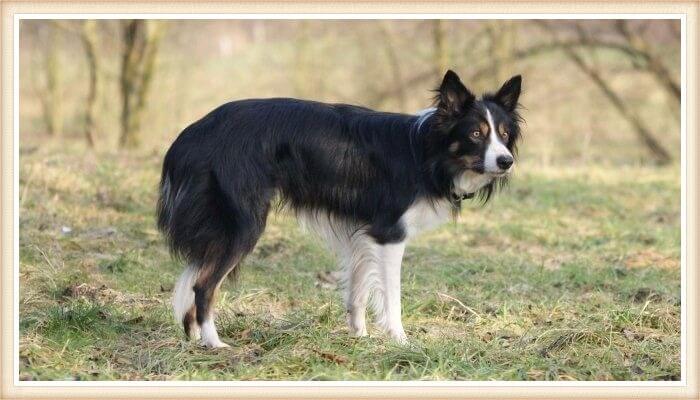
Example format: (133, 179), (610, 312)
(377, 241), (408, 344)
(342, 233), (377, 338)
(345, 269), (370, 337)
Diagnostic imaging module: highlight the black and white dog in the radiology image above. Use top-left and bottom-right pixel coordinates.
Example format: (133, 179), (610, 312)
(157, 70), (522, 348)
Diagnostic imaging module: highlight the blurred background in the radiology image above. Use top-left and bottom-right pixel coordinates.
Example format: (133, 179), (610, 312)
(19, 19), (680, 165)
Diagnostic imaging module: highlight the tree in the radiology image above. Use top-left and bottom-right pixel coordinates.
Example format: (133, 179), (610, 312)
(38, 22), (64, 137)
(377, 22), (407, 111)
(79, 20), (100, 148)
(50, 20), (102, 148)
(292, 21), (314, 98)
(537, 21), (672, 165)
(486, 20), (516, 86)
(119, 20), (164, 148)
(431, 20), (449, 78)
(370, 24), (488, 105)
(614, 20), (680, 102)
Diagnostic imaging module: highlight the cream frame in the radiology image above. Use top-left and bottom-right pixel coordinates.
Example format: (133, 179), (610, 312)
(1, 2), (697, 399)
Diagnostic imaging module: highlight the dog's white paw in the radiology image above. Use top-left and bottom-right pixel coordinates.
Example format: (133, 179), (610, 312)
(389, 329), (409, 345)
(190, 326), (201, 341)
(349, 325), (368, 337)
(201, 338), (230, 349)
(346, 310), (368, 337)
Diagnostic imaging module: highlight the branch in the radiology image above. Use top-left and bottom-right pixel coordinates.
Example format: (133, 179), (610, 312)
(369, 26), (491, 104)
(371, 34), (651, 104)
(537, 21), (671, 165)
(615, 20), (680, 101)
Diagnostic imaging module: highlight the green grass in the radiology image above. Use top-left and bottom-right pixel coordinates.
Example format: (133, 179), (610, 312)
(18, 144), (681, 381)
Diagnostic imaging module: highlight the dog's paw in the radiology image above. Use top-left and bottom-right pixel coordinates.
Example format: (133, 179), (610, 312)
(389, 330), (409, 345)
(189, 327), (201, 341)
(201, 338), (230, 349)
(346, 310), (368, 338)
(349, 326), (368, 337)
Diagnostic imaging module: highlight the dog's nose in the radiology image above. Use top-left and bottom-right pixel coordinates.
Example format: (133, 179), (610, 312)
(496, 155), (513, 170)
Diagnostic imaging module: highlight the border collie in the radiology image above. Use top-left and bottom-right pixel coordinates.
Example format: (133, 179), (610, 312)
(157, 70), (522, 348)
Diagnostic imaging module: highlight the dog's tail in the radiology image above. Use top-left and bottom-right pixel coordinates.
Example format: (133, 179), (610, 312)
(156, 143), (271, 338)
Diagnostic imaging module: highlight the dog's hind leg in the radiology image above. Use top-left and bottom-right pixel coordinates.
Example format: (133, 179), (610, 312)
(193, 205), (270, 349)
(162, 155), (274, 348)
(193, 260), (238, 348)
(172, 264), (201, 340)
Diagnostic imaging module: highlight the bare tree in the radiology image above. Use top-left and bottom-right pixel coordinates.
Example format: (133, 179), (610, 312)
(371, 25), (488, 104)
(537, 21), (672, 164)
(517, 21), (679, 103)
(119, 20), (164, 148)
(432, 20), (449, 78)
(50, 20), (102, 148)
(293, 21), (313, 98)
(486, 20), (516, 86)
(614, 20), (680, 101)
(378, 22), (407, 111)
(38, 22), (64, 137)
(80, 20), (100, 148)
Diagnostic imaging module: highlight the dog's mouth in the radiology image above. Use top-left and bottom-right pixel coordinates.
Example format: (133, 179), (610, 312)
(490, 170), (511, 178)
(459, 162), (512, 178)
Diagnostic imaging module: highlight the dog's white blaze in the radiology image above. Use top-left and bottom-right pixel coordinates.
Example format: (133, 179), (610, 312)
(483, 106), (512, 173)
(172, 264), (198, 326)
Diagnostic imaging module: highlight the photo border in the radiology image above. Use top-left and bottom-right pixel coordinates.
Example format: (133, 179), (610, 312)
(1, 1), (697, 399)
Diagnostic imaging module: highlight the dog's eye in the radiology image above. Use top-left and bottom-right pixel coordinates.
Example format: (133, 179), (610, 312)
(470, 130), (482, 140)
(501, 131), (509, 140)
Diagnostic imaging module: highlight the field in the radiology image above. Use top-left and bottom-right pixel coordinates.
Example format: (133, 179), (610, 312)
(18, 142), (681, 381)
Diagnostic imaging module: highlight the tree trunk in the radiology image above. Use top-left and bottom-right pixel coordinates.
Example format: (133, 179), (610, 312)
(119, 20), (164, 149)
(615, 20), (680, 102)
(538, 21), (672, 165)
(378, 22), (407, 112)
(432, 20), (449, 78)
(293, 21), (313, 98)
(570, 51), (671, 164)
(487, 21), (516, 85)
(41, 22), (63, 137)
(80, 20), (99, 148)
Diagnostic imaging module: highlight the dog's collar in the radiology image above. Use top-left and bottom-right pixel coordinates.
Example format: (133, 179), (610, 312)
(451, 192), (475, 202)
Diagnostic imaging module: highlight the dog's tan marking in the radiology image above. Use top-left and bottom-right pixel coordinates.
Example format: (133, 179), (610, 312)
(498, 122), (506, 134)
(461, 155), (479, 168)
(479, 121), (489, 135)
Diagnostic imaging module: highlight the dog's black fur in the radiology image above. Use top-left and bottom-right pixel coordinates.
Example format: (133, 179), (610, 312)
(157, 70), (522, 337)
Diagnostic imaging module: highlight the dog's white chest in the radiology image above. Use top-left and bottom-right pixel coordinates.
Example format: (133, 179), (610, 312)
(402, 199), (454, 238)
(454, 171), (493, 195)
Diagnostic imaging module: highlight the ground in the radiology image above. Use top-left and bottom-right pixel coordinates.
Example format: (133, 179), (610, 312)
(18, 144), (681, 381)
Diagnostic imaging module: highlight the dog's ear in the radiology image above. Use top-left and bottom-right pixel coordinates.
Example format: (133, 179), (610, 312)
(494, 75), (522, 112)
(437, 70), (475, 115)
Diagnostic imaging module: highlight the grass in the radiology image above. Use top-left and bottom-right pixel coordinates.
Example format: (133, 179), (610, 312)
(18, 143), (681, 381)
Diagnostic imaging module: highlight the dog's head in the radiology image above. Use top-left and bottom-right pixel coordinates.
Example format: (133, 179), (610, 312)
(428, 70), (523, 201)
